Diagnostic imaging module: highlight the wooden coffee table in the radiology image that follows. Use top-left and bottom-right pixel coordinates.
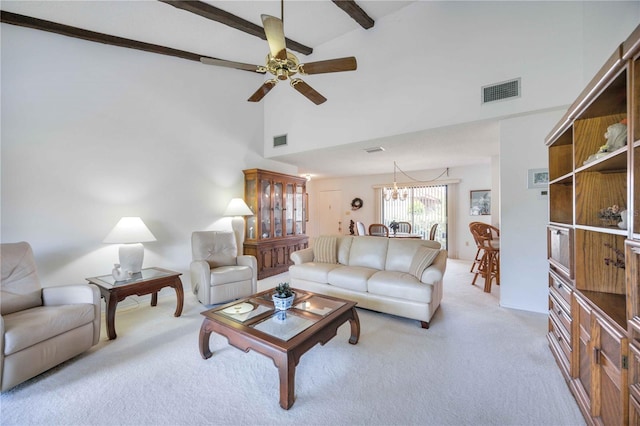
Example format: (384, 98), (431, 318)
(86, 267), (184, 340)
(199, 288), (360, 409)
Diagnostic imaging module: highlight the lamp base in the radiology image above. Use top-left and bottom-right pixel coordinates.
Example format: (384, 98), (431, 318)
(231, 216), (245, 257)
(118, 243), (144, 274)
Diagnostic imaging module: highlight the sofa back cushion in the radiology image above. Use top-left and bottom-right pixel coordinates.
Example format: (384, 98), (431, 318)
(385, 239), (441, 273)
(1, 242), (43, 315)
(348, 236), (388, 270)
(313, 236), (337, 263)
(191, 231), (237, 268)
(337, 236), (353, 265)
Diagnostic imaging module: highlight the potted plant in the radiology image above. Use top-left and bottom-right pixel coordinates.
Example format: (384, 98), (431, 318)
(272, 282), (295, 311)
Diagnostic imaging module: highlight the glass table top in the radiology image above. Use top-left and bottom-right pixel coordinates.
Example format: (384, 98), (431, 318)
(87, 268), (174, 287)
(213, 294), (347, 341)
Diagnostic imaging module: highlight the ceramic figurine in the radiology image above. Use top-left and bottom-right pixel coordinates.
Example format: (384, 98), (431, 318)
(618, 210), (628, 230)
(111, 264), (130, 281)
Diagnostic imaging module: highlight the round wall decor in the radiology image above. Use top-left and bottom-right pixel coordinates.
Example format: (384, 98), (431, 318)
(351, 197), (363, 210)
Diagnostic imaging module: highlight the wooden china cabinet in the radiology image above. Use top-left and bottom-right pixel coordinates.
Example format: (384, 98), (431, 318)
(545, 24), (639, 425)
(242, 169), (308, 280)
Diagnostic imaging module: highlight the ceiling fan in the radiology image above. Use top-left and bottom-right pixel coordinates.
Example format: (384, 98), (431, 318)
(200, 3), (357, 105)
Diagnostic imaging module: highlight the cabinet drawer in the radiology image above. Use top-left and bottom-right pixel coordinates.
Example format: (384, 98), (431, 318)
(547, 225), (574, 279)
(549, 269), (572, 305)
(549, 315), (572, 373)
(549, 292), (572, 338)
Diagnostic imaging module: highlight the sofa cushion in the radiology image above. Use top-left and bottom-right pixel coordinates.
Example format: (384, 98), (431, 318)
(1, 242), (43, 316)
(192, 231), (237, 268)
(313, 236), (337, 263)
(328, 266), (378, 292)
(3, 304), (96, 355)
(409, 246), (441, 280)
(385, 239), (440, 273)
(289, 263), (342, 284)
(347, 236), (388, 270)
(337, 236), (353, 265)
(368, 271), (433, 303)
(210, 265), (252, 285)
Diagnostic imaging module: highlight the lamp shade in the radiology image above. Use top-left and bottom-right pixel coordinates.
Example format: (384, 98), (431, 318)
(103, 217), (157, 244)
(223, 198), (253, 217)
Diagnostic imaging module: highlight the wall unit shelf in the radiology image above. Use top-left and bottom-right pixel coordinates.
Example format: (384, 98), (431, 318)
(545, 24), (639, 426)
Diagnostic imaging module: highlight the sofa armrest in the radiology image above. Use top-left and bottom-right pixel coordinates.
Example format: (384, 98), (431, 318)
(190, 260), (211, 304)
(420, 250), (448, 285)
(237, 255), (258, 293)
(42, 284), (100, 306)
(42, 284), (101, 345)
(291, 247), (314, 265)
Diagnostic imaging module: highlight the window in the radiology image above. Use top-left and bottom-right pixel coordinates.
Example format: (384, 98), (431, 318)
(380, 185), (448, 248)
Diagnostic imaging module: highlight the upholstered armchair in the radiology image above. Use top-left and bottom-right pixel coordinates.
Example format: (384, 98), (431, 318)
(190, 231), (257, 305)
(1, 242), (101, 391)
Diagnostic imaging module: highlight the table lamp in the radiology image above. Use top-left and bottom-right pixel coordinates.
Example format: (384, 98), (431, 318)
(103, 217), (156, 274)
(224, 198), (253, 256)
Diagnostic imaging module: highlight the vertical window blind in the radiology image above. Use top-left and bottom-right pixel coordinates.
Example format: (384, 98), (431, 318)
(380, 185), (448, 248)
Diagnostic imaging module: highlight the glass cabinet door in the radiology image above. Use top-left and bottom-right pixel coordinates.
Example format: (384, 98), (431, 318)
(296, 186), (304, 234)
(286, 183), (294, 236)
(245, 177), (257, 240)
(274, 182), (283, 237)
(260, 179), (271, 239)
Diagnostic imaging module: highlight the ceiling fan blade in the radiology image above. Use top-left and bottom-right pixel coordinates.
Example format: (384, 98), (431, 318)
(290, 78), (327, 105)
(261, 14), (287, 60)
(299, 57), (357, 75)
(248, 79), (277, 102)
(200, 57), (266, 73)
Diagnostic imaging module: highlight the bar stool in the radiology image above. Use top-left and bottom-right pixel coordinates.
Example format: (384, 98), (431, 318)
(469, 222), (500, 292)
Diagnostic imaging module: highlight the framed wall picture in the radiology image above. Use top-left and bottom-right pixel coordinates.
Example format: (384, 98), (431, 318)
(528, 168), (549, 189)
(470, 190), (491, 215)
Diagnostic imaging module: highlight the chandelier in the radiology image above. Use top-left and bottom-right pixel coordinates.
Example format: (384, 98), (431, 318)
(384, 161), (408, 201)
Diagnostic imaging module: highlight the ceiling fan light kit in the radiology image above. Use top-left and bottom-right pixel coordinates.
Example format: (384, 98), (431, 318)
(200, 6), (357, 105)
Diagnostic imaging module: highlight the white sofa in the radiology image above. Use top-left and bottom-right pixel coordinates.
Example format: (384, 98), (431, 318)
(289, 235), (447, 328)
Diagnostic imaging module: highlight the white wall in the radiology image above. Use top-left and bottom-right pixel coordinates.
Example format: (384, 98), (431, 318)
(499, 109), (564, 313)
(0, 24), (295, 288)
(305, 163), (493, 260)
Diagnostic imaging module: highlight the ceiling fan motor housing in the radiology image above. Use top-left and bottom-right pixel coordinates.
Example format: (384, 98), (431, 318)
(266, 52), (299, 80)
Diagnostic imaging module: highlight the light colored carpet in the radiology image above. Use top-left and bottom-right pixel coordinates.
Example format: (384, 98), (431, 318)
(1, 259), (585, 425)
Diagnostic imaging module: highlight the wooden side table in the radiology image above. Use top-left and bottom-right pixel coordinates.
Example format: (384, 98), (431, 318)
(86, 267), (184, 340)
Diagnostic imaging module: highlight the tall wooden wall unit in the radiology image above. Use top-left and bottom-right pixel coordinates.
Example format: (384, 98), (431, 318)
(243, 169), (308, 280)
(546, 25), (640, 425)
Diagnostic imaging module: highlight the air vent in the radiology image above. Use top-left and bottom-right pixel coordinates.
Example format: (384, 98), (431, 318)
(364, 146), (385, 154)
(273, 134), (287, 147)
(482, 78), (521, 104)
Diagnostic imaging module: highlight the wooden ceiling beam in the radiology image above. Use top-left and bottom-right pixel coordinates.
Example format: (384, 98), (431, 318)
(157, 0), (313, 56)
(331, 0), (374, 29)
(0, 10), (222, 64)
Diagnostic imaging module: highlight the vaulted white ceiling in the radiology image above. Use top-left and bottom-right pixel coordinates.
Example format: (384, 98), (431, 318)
(0, 0), (503, 178)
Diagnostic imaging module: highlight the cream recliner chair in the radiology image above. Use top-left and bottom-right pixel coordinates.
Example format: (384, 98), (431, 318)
(1, 242), (101, 391)
(190, 231), (257, 305)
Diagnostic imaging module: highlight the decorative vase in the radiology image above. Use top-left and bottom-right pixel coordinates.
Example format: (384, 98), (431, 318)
(272, 293), (295, 311)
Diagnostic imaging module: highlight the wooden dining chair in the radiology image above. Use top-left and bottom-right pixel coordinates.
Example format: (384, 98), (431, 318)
(428, 223), (438, 240)
(369, 223), (389, 237)
(469, 222), (500, 293)
(397, 221), (411, 233)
